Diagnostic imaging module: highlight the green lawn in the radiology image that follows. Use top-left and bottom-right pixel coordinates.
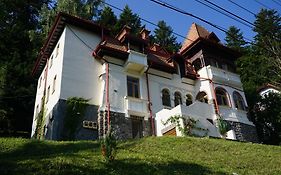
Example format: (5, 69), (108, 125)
(0, 136), (280, 175)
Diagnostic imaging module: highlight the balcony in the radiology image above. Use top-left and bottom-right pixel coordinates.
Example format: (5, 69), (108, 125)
(198, 66), (242, 88)
(219, 106), (254, 126)
(124, 96), (149, 116)
(124, 50), (148, 74)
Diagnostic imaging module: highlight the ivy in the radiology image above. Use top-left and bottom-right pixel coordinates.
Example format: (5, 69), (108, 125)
(217, 116), (230, 137)
(163, 115), (208, 136)
(34, 95), (46, 140)
(63, 97), (89, 140)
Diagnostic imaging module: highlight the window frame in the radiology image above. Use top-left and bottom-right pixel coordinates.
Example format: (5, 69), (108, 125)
(215, 88), (230, 107)
(174, 91), (183, 107)
(46, 85), (50, 103)
(233, 91), (246, 111)
(162, 89), (171, 107)
(127, 76), (140, 98)
(52, 75), (56, 94)
(186, 94), (193, 106)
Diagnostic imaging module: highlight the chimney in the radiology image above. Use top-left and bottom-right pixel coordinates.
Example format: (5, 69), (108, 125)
(140, 28), (150, 40)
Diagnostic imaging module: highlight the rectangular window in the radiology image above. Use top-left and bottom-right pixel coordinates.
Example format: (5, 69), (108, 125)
(39, 77), (42, 88)
(44, 68), (47, 79)
(36, 105), (39, 116)
(49, 55), (53, 68)
(46, 86), (50, 103)
(56, 43), (60, 57)
(52, 75), (56, 94)
(127, 76), (140, 98)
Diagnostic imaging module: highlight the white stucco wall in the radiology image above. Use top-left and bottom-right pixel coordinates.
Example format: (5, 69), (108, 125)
(60, 25), (102, 105)
(31, 28), (66, 136)
(147, 70), (195, 115)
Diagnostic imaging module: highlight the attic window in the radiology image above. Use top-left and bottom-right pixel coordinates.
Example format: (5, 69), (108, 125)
(193, 58), (202, 71)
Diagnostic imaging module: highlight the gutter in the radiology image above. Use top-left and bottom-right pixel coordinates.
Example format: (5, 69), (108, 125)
(145, 63), (155, 136)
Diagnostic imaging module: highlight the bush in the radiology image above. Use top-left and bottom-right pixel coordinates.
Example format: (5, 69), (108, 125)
(100, 128), (117, 162)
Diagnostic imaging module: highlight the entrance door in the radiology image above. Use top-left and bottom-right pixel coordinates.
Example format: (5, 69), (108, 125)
(131, 116), (143, 138)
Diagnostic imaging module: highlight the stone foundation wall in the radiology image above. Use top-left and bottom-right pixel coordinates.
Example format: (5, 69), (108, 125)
(98, 110), (152, 140)
(228, 121), (259, 143)
(45, 99), (99, 140)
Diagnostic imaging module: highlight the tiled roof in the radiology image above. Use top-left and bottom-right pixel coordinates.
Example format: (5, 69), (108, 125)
(100, 37), (127, 52)
(179, 23), (220, 53)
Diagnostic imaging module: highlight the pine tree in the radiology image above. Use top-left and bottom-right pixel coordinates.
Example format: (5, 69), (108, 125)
(97, 6), (117, 35)
(0, 0), (48, 135)
(225, 26), (246, 51)
(37, 0), (103, 39)
(253, 9), (281, 56)
(152, 20), (180, 53)
(115, 5), (142, 35)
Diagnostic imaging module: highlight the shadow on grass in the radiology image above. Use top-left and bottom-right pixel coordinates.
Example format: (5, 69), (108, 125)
(101, 158), (228, 175)
(0, 140), (100, 174)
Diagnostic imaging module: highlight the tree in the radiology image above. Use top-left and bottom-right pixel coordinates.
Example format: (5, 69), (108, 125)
(152, 20), (180, 53)
(253, 93), (281, 145)
(225, 26), (246, 52)
(97, 6), (117, 35)
(115, 5), (142, 35)
(0, 0), (48, 135)
(37, 0), (103, 40)
(253, 9), (281, 56)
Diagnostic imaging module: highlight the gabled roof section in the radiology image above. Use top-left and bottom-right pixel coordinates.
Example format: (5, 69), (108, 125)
(179, 23), (220, 53)
(32, 12), (109, 77)
(257, 83), (280, 93)
(93, 36), (128, 59)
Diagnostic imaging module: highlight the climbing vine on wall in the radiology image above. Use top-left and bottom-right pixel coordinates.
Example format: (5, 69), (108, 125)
(163, 115), (208, 136)
(217, 116), (230, 137)
(34, 95), (46, 140)
(63, 97), (89, 140)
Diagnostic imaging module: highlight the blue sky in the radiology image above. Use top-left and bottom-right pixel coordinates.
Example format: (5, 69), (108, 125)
(105, 0), (281, 44)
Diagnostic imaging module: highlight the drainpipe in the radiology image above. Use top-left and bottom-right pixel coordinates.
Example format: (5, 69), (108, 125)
(145, 65), (155, 136)
(105, 63), (110, 131)
(92, 51), (110, 134)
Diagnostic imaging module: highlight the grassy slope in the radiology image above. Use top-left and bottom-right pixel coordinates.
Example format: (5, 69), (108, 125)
(0, 137), (281, 175)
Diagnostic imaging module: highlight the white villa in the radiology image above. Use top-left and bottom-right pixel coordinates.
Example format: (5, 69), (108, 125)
(31, 13), (258, 142)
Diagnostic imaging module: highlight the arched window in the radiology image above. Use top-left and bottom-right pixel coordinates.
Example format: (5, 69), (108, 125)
(162, 89), (171, 107)
(233, 91), (246, 110)
(186, 94), (193, 106)
(174, 91), (182, 106)
(196, 91), (208, 103)
(216, 88), (230, 106)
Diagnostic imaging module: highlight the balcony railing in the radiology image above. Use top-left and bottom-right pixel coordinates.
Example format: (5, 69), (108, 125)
(124, 96), (149, 116)
(198, 66), (242, 88)
(219, 106), (254, 126)
(124, 50), (148, 74)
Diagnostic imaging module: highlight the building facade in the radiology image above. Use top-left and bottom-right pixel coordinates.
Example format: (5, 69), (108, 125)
(31, 13), (258, 142)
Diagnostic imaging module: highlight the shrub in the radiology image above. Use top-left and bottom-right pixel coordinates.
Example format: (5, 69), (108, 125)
(100, 127), (117, 162)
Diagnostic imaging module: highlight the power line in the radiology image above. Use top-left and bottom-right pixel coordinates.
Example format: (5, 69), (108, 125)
(102, 1), (193, 42)
(254, 0), (271, 9)
(149, 0), (254, 43)
(149, 0), (228, 33)
(196, 0), (254, 27)
(272, 0), (281, 7)
(194, 0), (253, 28)
(227, 0), (256, 16)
